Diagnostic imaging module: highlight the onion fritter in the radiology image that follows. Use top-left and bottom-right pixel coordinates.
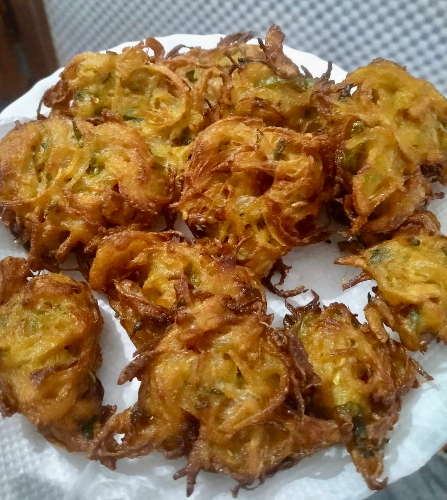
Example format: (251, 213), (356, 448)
(42, 26), (326, 177)
(337, 212), (447, 351)
(88, 231), (341, 491)
(0, 257), (112, 452)
(288, 301), (419, 489)
(42, 39), (206, 171)
(177, 116), (331, 276)
(89, 230), (266, 349)
(0, 116), (170, 269)
(315, 59), (447, 234)
(166, 25), (321, 133)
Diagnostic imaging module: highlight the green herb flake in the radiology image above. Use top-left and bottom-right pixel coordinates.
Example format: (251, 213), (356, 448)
(273, 139), (287, 160)
(255, 75), (316, 89)
(351, 120), (365, 136)
(340, 401), (364, 417)
(255, 76), (287, 87)
(79, 416), (96, 440)
(342, 149), (357, 171)
(75, 90), (89, 101)
(441, 247), (447, 257)
(293, 76), (317, 90)
(210, 388), (224, 396)
(91, 165), (101, 176)
(72, 120), (83, 144)
(352, 414), (375, 457)
(410, 238), (420, 247)
(369, 247), (389, 265)
(46, 173), (53, 183)
(177, 127), (195, 146)
(186, 69), (197, 83)
(123, 115), (144, 122)
(87, 156), (104, 176)
(408, 310), (420, 330)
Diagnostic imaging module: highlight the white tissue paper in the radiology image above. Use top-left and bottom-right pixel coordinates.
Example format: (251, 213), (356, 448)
(1, 34), (446, 500)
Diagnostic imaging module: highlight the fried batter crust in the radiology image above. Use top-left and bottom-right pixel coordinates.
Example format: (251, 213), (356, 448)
(177, 116), (331, 276)
(315, 59), (447, 235)
(88, 232), (341, 491)
(337, 211), (447, 351)
(42, 40), (207, 172)
(0, 257), (113, 452)
(0, 116), (171, 269)
(290, 301), (419, 489)
(89, 230), (266, 349)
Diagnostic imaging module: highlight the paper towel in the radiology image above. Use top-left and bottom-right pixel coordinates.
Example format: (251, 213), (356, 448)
(0, 34), (446, 500)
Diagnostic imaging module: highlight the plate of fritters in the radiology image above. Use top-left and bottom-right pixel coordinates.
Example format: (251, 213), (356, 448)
(1, 25), (447, 500)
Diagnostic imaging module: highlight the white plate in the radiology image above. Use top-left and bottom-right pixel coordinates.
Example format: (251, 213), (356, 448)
(0, 34), (446, 500)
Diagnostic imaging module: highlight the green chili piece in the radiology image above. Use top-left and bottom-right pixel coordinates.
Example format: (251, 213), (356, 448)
(72, 120), (83, 144)
(369, 247), (389, 265)
(79, 416), (96, 440)
(273, 139), (287, 160)
(123, 115), (144, 122)
(210, 388), (224, 396)
(186, 70), (197, 83)
(408, 310), (420, 330)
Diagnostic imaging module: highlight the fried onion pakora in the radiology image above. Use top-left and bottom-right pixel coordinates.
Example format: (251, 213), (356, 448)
(42, 38), (206, 171)
(88, 232), (341, 491)
(89, 230), (266, 349)
(228, 25), (322, 133)
(166, 25), (322, 133)
(177, 116), (332, 276)
(314, 59), (447, 235)
(337, 212), (447, 351)
(287, 301), (420, 489)
(0, 257), (113, 452)
(0, 115), (170, 269)
(42, 26), (327, 177)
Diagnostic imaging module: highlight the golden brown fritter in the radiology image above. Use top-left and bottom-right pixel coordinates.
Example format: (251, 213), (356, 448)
(288, 301), (419, 489)
(166, 25), (322, 133)
(42, 26), (326, 177)
(88, 230), (341, 491)
(42, 39), (208, 171)
(177, 116), (331, 276)
(0, 257), (113, 452)
(0, 116), (171, 269)
(315, 59), (447, 235)
(229, 61), (320, 132)
(89, 230), (266, 349)
(337, 212), (447, 351)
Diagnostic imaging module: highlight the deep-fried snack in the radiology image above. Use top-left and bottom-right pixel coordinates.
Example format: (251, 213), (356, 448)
(287, 301), (420, 489)
(314, 59), (447, 235)
(227, 25), (322, 132)
(0, 115), (171, 269)
(42, 26), (325, 176)
(0, 257), (113, 451)
(177, 116), (331, 276)
(167, 25), (321, 133)
(42, 38), (208, 171)
(1, 25), (445, 496)
(89, 230), (266, 349)
(88, 233), (341, 490)
(337, 211), (447, 351)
